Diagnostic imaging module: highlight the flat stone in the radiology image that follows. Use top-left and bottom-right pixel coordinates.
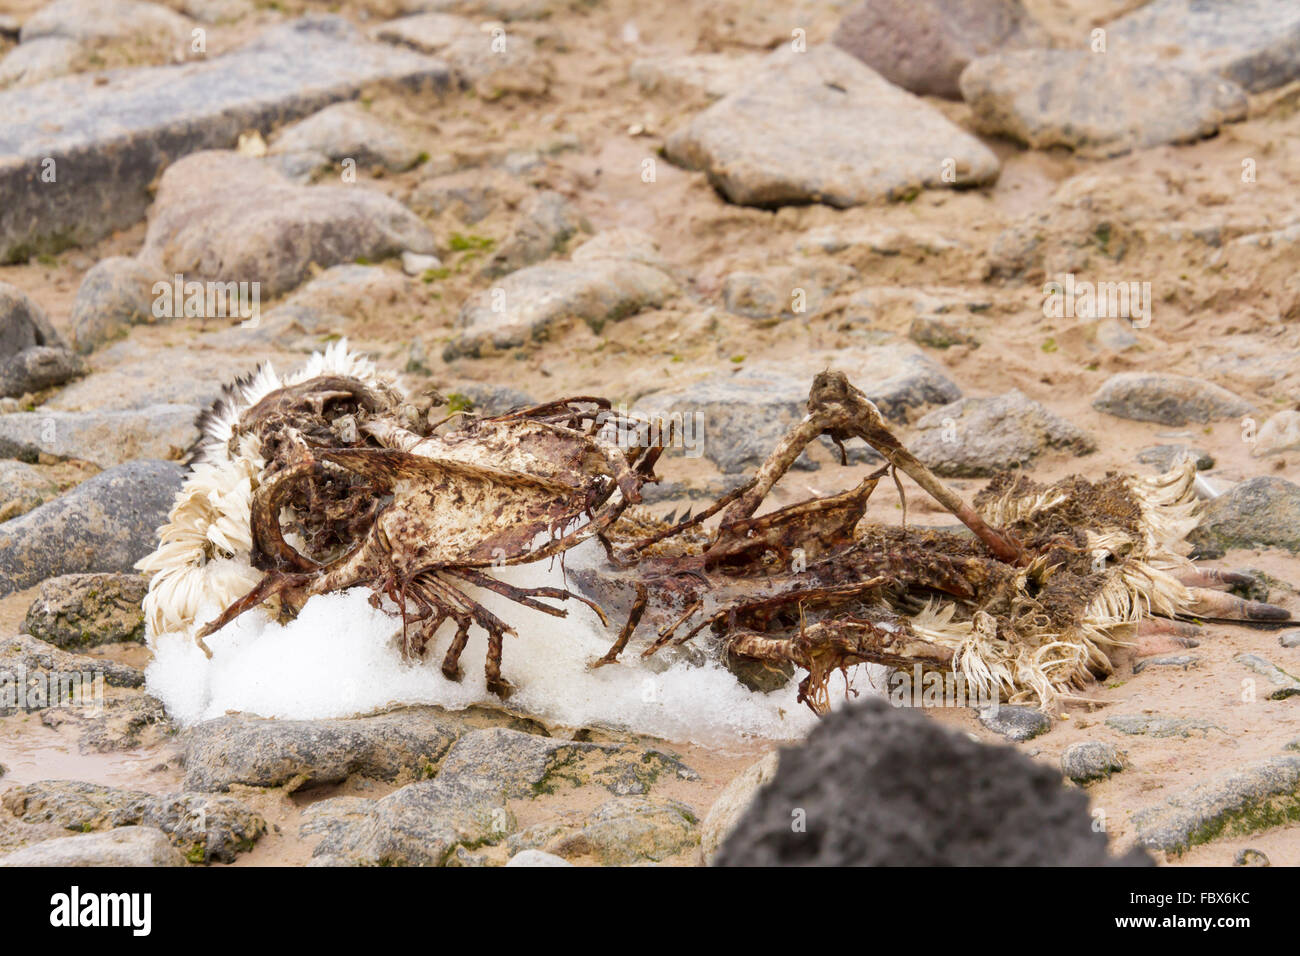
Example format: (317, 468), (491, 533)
(1133, 654), (1200, 674)
(977, 704), (1051, 741)
(23, 572), (147, 649)
(1280, 630), (1300, 649)
(799, 224), (966, 258)
(70, 256), (164, 353)
(0, 460), (57, 522)
(664, 45), (999, 208)
(20, 0), (192, 48)
(629, 52), (765, 102)
(700, 752), (779, 865)
(0, 405), (197, 466)
(1189, 477), (1300, 556)
(523, 796), (700, 865)
(181, 707), (468, 791)
(1136, 444), (1214, 471)
(43, 344), (251, 412)
(374, 13), (549, 97)
(432, 727), (697, 798)
(446, 255), (677, 359)
(0, 36), (79, 88)
(960, 51), (1247, 158)
(0, 634), (144, 704)
(0, 826), (184, 866)
(1061, 741), (1125, 784)
(40, 695), (172, 752)
(138, 151), (437, 299)
(1092, 372), (1254, 426)
(1234, 653), (1300, 699)
(270, 101), (422, 173)
(3, 780), (266, 863)
(410, 168), (513, 224)
(1107, 0), (1300, 93)
(0, 16), (450, 262)
(309, 776), (511, 866)
(1105, 714), (1224, 739)
(1132, 754), (1300, 854)
(911, 390), (1095, 477)
(832, 0), (1046, 99)
(0, 459), (184, 597)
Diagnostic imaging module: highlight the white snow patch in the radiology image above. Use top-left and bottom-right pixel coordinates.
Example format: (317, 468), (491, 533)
(146, 541), (885, 746)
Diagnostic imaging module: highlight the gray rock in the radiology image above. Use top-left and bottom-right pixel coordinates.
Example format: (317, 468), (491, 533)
(0, 826), (184, 867)
(0, 16), (450, 262)
(1105, 714), (1224, 738)
(40, 694), (172, 752)
(1133, 654), (1200, 674)
(1061, 741), (1125, 784)
(911, 390), (1095, 477)
(570, 227), (670, 271)
(0, 459), (184, 597)
(433, 727), (696, 798)
(310, 776), (511, 866)
(1136, 444), (1214, 471)
(180, 0), (254, 23)
(1234, 652), (1300, 699)
(0, 346), (84, 398)
(505, 848), (572, 867)
(42, 344), (249, 412)
(960, 51), (1247, 158)
(1133, 754), (1300, 854)
(516, 796), (699, 865)
(664, 45), (999, 208)
(0, 460), (57, 522)
(482, 190), (588, 277)
(70, 256), (162, 353)
(1091, 372), (1254, 425)
(20, 0), (192, 47)
(446, 256), (677, 359)
(722, 263), (856, 320)
(1190, 477), (1300, 556)
(3, 780), (264, 863)
(0, 634), (144, 706)
(0, 405), (197, 466)
(1235, 848), (1270, 866)
(630, 52), (765, 102)
(832, 0), (1046, 99)
(374, 13), (549, 97)
(181, 708), (467, 791)
(1, 283), (65, 357)
(633, 369), (817, 476)
(23, 572), (147, 649)
(1280, 630), (1300, 649)
(270, 101), (422, 173)
(138, 151), (436, 299)
(0, 36), (79, 88)
(1107, 0), (1300, 93)
(978, 704), (1050, 741)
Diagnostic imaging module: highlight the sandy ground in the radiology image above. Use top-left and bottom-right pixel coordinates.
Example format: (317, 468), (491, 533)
(1, 0), (1299, 865)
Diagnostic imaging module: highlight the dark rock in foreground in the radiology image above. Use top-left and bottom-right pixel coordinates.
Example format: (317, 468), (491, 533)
(716, 698), (1151, 866)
